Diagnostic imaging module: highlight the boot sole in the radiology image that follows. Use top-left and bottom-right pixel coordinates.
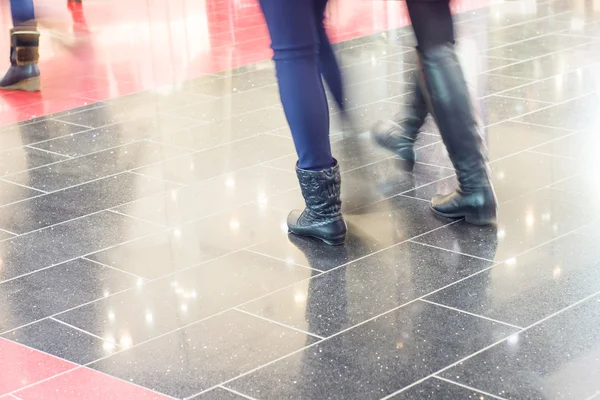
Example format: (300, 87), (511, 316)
(288, 231), (346, 246)
(430, 204), (497, 226)
(0, 76), (40, 92)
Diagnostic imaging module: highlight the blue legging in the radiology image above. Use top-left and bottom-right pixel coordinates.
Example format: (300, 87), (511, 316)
(259, 0), (344, 171)
(10, 0), (36, 27)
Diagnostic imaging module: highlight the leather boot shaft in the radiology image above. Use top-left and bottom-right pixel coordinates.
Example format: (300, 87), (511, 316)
(287, 160), (347, 246)
(417, 43), (497, 225)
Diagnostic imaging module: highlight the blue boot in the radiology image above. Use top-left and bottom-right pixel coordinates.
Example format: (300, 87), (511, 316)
(0, 29), (40, 92)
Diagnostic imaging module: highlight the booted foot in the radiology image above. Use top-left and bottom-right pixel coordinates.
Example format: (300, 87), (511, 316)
(370, 84), (428, 172)
(430, 187), (497, 226)
(0, 29), (40, 92)
(371, 119), (417, 171)
(288, 160), (347, 246)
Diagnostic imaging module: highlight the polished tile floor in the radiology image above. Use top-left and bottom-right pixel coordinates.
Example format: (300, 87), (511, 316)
(1, 0), (600, 399)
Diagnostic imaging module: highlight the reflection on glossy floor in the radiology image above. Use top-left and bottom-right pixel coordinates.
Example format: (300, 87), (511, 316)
(0, 0), (600, 399)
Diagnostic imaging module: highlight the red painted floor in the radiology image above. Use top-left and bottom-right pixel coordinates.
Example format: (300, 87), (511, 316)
(0, 0), (489, 126)
(0, 338), (170, 399)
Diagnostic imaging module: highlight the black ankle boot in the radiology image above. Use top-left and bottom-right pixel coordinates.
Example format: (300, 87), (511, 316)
(417, 44), (497, 226)
(370, 84), (428, 171)
(288, 160), (347, 246)
(0, 28), (41, 92)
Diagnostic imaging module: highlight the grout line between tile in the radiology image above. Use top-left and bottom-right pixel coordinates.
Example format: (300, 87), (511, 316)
(407, 240), (494, 262)
(24, 144), (74, 159)
(432, 376), (508, 400)
(234, 308), (325, 340)
(49, 318), (122, 348)
(489, 93), (554, 105)
(382, 271), (600, 399)
(420, 299), (524, 330)
(81, 256), (149, 281)
(106, 209), (169, 230)
(0, 178), (48, 195)
(217, 386), (258, 400)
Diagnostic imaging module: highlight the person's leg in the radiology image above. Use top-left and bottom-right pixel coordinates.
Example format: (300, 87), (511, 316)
(407, 0), (496, 225)
(259, 0), (346, 245)
(10, 0), (36, 27)
(314, 0), (345, 113)
(370, 3), (431, 171)
(259, 0), (332, 171)
(0, 0), (40, 91)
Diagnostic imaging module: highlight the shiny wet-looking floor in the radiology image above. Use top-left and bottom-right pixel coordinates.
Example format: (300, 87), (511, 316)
(1, 0), (600, 399)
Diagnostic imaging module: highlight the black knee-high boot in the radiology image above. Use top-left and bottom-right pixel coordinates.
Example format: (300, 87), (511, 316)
(0, 28), (40, 91)
(370, 83), (429, 171)
(417, 43), (497, 226)
(287, 160), (347, 246)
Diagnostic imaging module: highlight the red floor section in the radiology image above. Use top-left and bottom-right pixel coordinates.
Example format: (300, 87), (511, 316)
(0, 0), (489, 126)
(0, 338), (170, 399)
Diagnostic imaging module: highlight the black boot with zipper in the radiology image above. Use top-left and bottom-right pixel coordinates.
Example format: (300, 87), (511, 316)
(0, 28), (41, 92)
(370, 83), (429, 171)
(287, 160), (347, 246)
(417, 43), (497, 226)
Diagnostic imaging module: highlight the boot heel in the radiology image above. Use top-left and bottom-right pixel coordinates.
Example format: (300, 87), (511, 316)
(322, 235), (346, 246)
(20, 76), (41, 92)
(464, 207), (497, 226)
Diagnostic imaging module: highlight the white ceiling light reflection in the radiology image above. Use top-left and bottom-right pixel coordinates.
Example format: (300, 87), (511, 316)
(170, 190), (177, 201)
(229, 219), (240, 231)
(507, 334), (519, 345)
(173, 229), (182, 239)
(553, 266), (562, 279)
(225, 178), (236, 188)
(103, 340), (116, 352)
(294, 292), (307, 303)
(145, 312), (154, 323)
(505, 257), (517, 267)
(497, 228), (506, 239)
(181, 304), (188, 313)
(108, 311), (115, 321)
(103, 290), (111, 298)
(120, 334), (133, 348)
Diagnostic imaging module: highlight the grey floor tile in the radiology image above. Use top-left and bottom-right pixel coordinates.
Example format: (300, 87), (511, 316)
(0, 258), (139, 333)
(227, 301), (517, 399)
(241, 241), (492, 337)
(135, 134), (294, 185)
(0, 147), (68, 178)
(407, 151), (579, 204)
(388, 377), (500, 400)
(500, 66), (599, 104)
(2, 318), (120, 365)
(58, 251), (313, 345)
(184, 68), (277, 96)
(486, 34), (594, 60)
(487, 49), (600, 79)
(151, 107), (289, 151)
(413, 188), (595, 262)
(515, 93), (600, 131)
(87, 204), (288, 279)
(251, 194), (455, 272)
(477, 74), (534, 97)
(426, 231), (600, 327)
(4, 141), (188, 192)
(440, 294), (600, 400)
(0, 211), (160, 283)
(480, 95), (550, 125)
(0, 179), (43, 207)
(88, 310), (318, 399)
(189, 387), (248, 400)
(113, 165), (295, 227)
(30, 115), (201, 157)
(0, 173), (175, 234)
(0, 119), (90, 149)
